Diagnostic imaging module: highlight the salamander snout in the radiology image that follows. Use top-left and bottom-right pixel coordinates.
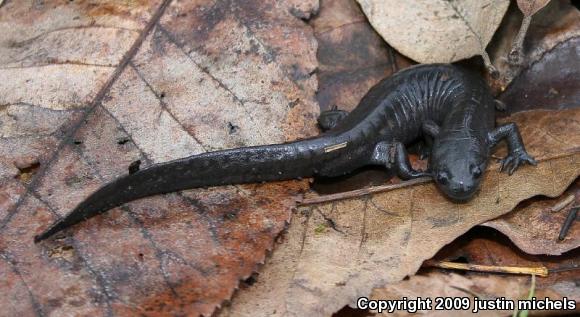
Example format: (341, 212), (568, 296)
(447, 179), (477, 201)
(434, 171), (480, 202)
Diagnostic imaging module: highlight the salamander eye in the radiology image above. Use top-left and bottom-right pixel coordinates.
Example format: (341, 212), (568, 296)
(436, 171), (449, 185)
(472, 166), (482, 179)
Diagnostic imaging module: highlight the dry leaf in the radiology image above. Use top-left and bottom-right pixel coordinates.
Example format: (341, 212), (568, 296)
(483, 180), (579, 255)
(220, 108), (580, 317)
(0, 0), (319, 316)
(371, 224), (580, 316)
(371, 219), (580, 316)
(498, 35), (580, 113)
(489, 0), (580, 92)
(372, 269), (578, 317)
(356, 0), (509, 65)
(516, 0), (552, 16)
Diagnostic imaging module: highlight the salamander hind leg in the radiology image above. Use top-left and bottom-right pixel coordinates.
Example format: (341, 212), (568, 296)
(488, 123), (537, 175)
(317, 107), (349, 131)
(371, 142), (430, 180)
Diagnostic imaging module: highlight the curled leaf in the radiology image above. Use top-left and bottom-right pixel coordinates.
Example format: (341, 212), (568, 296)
(484, 180), (579, 255)
(356, 0), (509, 71)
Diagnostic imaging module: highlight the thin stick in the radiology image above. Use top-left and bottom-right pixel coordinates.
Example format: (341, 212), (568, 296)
(558, 206), (578, 241)
(299, 177), (431, 205)
(426, 261), (548, 277)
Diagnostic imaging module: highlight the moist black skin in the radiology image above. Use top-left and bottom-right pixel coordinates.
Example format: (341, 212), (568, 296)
(34, 64), (536, 242)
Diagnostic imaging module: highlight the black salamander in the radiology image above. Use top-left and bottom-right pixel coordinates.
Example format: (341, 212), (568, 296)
(35, 64), (536, 242)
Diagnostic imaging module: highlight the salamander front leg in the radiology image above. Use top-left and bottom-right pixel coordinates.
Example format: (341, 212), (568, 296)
(488, 123), (537, 175)
(392, 142), (430, 180)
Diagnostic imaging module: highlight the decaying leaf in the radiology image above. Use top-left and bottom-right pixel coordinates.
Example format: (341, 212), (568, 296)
(483, 180), (579, 255)
(489, 0), (580, 92)
(356, 0), (509, 68)
(220, 108), (580, 317)
(498, 36), (580, 113)
(0, 0), (319, 316)
(311, 0), (413, 113)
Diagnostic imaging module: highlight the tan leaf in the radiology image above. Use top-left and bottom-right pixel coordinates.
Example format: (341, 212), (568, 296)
(483, 180), (579, 255)
(220, 109), (580, 316)
(371, 270), (578, 316)
(355, 0), (509, 63)
(371, 225), (578, 316)
(0, 0), (318, 316)
(516, 0), (551, 17)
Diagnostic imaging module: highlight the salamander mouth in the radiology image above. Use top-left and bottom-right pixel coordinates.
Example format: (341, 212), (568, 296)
(448, 191), (477, 202)
(437, 185), (479, 202)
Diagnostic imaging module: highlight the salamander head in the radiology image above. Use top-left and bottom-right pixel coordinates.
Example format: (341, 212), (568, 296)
(430, 136), (488, 202)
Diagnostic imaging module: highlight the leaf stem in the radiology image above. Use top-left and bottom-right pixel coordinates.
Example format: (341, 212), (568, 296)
(509, 15), (532, 65)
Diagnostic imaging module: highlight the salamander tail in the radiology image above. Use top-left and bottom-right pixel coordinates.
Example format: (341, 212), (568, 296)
(34, 141), (321, 242)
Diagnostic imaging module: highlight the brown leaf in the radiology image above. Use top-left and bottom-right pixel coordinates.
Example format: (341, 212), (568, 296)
(483, 179), (579, 255)
(488, 0), (580, 92)
(516, 0), (551, 17)
(498, 36), (580, 113)
(0, 0), (319, 316)
(220, 109), (580, 317)
(356, 0), (509, 64)
(311, 0), (413, 113)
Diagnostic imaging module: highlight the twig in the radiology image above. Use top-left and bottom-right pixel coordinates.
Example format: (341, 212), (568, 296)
(550, 194), (575, 212)
(558, 206), (578, 241)
(425, 261), (548, 277)
(298, 177), (431, 205)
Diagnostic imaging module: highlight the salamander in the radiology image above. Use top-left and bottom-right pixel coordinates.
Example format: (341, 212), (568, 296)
(34, 64), (536, 242)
